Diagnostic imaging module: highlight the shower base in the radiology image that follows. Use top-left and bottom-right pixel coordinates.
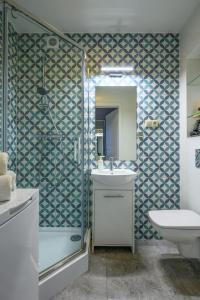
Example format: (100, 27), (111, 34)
(39, 227), (81, 273)
(39, 229), (90, 300)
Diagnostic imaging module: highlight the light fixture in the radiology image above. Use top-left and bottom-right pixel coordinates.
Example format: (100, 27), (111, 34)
(109, 73), (123, 78)
(101, 66), (133, 72)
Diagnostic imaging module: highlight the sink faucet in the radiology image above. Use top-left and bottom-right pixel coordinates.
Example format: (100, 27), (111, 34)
(109, 157), (114, 172)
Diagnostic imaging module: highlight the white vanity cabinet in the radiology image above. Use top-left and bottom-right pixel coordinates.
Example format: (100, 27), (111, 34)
(91, 169), (136, 253)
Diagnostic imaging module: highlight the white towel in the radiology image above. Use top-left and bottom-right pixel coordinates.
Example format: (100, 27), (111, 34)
(0, 175), (12, 201)
(6, 170), (16, 191)
(0, 152), (8, 175)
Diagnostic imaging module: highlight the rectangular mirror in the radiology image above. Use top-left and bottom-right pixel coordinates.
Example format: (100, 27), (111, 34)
(95, 86), (137, 161)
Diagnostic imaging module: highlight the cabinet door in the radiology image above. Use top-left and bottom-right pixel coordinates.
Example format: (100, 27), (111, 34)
(94, 190), (132, 245)
(0, 200), (38, 300)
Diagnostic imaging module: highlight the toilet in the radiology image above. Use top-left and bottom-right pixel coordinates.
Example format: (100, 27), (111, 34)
(148, 209), (200, 258)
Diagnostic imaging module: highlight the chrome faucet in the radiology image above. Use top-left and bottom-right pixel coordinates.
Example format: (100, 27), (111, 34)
(109, 157), (114, 172)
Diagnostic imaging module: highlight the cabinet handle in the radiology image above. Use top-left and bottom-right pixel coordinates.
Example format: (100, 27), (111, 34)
(104, 195), (124, 198)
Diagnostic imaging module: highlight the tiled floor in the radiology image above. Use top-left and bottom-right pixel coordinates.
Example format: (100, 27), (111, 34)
(53, 240), (200, 300)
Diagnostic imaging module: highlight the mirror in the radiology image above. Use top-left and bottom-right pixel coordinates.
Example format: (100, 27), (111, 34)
(95, 86), (137, 161)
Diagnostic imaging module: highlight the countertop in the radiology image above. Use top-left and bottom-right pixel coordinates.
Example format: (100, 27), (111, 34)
(0, 188), (39, 224)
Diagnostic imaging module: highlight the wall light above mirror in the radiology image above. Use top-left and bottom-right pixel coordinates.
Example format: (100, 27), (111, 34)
(95, 86), (137, 161)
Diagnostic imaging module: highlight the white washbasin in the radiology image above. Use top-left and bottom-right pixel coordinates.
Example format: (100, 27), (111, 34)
(91, 169), (137, 186)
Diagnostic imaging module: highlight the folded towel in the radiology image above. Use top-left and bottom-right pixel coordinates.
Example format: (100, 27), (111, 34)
(0, 152), (8, 175)
(0, 175), (12, 201)
(6, 170), (16, 191)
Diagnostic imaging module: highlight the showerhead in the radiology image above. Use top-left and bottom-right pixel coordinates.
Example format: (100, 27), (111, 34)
(37, 86), (48, 96)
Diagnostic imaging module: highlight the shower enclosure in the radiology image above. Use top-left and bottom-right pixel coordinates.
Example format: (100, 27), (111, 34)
(0, 0), (89, 296)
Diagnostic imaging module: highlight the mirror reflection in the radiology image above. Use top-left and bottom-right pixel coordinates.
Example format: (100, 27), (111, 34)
(95, 86), (137, 161)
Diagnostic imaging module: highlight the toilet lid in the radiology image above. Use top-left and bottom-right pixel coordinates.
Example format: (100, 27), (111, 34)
(148, 209), (200, 229)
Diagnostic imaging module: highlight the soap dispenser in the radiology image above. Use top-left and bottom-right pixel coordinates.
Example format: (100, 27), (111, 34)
(97, 156), (104, 169)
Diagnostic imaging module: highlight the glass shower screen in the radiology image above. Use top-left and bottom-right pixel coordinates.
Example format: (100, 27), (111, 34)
(3, 4), (87, 276)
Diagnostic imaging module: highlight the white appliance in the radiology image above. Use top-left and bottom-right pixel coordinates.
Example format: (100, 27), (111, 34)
(0, 189), (39, 300)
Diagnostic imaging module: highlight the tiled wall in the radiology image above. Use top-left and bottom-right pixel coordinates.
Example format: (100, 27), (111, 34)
(0, 14), (90, 229)
(70, 33), (180, 239)
(7, 23), (18, 172)
(16, 34), (85, 227)
(195, 149), (200, 168)
(3, 27), (86, 228)
(4, 30), (180, 238)
(0, 21), (18, 171)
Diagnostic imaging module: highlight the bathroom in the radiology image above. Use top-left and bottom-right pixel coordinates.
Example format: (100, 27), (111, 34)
(0, 0), (200, 299)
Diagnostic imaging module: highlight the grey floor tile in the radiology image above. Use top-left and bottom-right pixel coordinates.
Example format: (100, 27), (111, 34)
(89, 250), (107, 276)
(107, 272), (175, 300)
(54, 276), (107, 300)
(159, 258), (200, 297)
(106, 254), (145, 278)
(53, 240), (200, 300)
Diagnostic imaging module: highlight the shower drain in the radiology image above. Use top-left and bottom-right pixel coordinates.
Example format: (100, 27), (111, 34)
(70, 234), (81, 242)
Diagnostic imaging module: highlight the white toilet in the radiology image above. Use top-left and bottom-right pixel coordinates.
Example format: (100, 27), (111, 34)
(148, 209), (200, 258)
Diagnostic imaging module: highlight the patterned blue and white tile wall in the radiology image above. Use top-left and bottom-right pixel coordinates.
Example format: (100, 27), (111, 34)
(5, 30), (180, 239)
(16, 33), (85, 228)
(7, 23), (18, 172)
(4, 26), (87, 228)
(195, 149), (200, 168)
(70, 33), (180, 239)
(0, 16), (18, 164)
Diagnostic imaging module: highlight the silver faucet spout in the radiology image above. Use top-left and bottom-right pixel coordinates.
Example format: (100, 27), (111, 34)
(109, 157), (114, 171)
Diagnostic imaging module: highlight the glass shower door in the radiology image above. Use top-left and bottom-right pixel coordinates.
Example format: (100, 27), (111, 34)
(39, 134), (84, 273)
(5, 5), (86, 276)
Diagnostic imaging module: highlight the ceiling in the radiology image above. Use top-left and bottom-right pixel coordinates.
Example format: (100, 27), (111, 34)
(15, 0), (200, 33)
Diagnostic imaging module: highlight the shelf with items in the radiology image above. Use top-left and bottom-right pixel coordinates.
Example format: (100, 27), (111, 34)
(188, 108), (200, 119)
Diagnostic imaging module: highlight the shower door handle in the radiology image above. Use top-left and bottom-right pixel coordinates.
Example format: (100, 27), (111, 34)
(77, 136), (81, 164)
(74, 136), (81, 164)
(74, 140), (78, 162)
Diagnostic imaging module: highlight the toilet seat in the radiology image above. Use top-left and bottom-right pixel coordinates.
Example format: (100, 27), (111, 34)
(148, 209), (200, 230)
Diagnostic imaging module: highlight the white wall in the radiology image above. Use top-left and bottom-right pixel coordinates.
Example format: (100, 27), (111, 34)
(96, 86), (137, 161)
(180, 4), (200, 213)
(180, 5), (200, 60)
